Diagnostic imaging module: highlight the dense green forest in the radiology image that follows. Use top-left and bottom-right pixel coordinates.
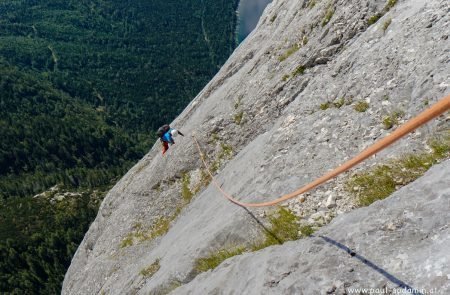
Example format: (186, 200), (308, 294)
(0, 193), (99, 294)
(0, 0), (239, 293)
(0, 62), (144, 198)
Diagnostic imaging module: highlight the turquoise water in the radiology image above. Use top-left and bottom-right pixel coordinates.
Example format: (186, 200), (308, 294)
(237, 0), (272, 42)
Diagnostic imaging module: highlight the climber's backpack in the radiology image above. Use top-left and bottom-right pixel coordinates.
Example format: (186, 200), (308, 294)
(156, 124), (170, 138)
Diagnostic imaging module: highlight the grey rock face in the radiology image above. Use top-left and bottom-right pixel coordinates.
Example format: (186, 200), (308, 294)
(63, 0), (449, 294)
(173, 160), (450, 294)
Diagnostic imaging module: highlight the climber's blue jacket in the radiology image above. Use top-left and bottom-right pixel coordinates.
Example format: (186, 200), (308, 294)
(161, 129), (175, 144)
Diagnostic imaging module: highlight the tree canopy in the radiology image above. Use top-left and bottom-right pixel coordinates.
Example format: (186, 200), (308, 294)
(0, 0), (239, 292)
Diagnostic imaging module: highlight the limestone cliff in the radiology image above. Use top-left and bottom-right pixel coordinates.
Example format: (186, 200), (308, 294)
(63, 0), (449, 294)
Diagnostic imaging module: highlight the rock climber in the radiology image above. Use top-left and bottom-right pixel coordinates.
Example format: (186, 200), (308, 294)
(156, 124), (184, 155)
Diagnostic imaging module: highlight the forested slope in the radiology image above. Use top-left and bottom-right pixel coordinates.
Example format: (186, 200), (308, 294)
(0, 0), (239, 292)
(0, 62), (142, 198)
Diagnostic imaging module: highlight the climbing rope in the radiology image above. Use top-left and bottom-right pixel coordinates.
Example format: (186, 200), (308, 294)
(192, 94), (450, 207)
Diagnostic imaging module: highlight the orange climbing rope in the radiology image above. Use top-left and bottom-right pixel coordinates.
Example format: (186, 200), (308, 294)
(192, 94), (450, 208)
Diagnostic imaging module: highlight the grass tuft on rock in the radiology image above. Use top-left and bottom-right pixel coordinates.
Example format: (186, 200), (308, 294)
(299, 225), (315, 236)
(354, 100), (369, 112)
(158, 280), (183, 294)
(333, 97), (346, 109)
(267, 207), (301, 241)
(282, 74), (291, 82)
(322, 6), (334, 27)
(291, 65), (306, 77)
(193, 207), (308, 273)
(233, 111), (244, 125)
(382, 18), (392, 31)
(181, 173), (194, 202)
(386, 0), (397, 10)
(120, 236), (134, 248)
(270, 14), (277, 23)
(302, 35), (308, 45)
(368, 13), (382, 26)
(320, 102), (331, 110)
(278, 44), (300, 62)
(194, 246), (246, 273)
(346, 136), (450, 206)
(320, 97), (352, 111)
(368, 0), (398, 26)
(252, 206), (302, 250)
(382, 110), (404, 129)
(120, 216), (174, 248)
(140, 259), (160, 278)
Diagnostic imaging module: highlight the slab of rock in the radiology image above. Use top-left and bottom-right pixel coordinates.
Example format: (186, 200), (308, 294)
(173, 160), (450, 294)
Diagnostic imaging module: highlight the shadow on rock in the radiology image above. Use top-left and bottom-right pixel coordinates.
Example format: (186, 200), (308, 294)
(319, 235), (423, 295)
